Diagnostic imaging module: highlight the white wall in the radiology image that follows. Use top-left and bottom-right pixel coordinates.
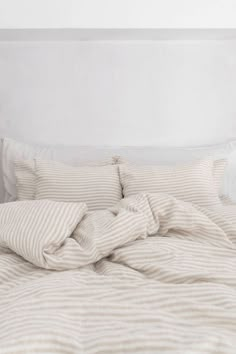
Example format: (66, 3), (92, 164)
(0, 0), (236, 29)
(1, 39), (236, 147)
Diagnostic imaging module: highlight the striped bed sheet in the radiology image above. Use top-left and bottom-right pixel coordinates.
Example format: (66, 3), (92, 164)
(0, 193), (236, 353)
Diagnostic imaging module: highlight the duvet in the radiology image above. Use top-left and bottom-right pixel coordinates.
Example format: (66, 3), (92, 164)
(0, 193), (236, 353)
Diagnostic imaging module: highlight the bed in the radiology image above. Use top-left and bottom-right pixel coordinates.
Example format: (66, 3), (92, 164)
(1, 138), (236, 353)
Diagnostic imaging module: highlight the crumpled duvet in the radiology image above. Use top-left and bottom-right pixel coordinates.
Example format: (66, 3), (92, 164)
(1, 193), (236, 353)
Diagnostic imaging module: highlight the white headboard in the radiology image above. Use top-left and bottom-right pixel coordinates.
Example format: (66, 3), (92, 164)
(1, 34), (236, 201)
(1, 38), (236, 147)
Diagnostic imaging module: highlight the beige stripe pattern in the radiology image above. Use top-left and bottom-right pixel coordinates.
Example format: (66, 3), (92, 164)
(120, 159), (221, 207)
(0, 200), (87, 269)
(2, 137), (122, 202)
(14, 158), (227, 205)
(1, 193), (236, 352)
(119, 157), (227, 196)
(214, 158), (227, 194)
(14, 157), (121, 202)
(14, 159), (36, 200)
(34, 159), (122, 211)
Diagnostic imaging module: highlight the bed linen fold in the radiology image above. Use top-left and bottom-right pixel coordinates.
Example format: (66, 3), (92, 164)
(1, 193), (236, 353)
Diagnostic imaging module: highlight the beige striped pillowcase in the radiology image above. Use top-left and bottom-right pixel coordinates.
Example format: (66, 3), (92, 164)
(14, 159), (36, 201)
(117, 157), (227, 197)
(119, 159), (221, 207)
(14, 157), (121, 202)
(34, 159), (122, 211)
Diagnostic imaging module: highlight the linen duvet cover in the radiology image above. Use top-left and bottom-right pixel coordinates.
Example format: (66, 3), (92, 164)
(0, 193), (236, 354)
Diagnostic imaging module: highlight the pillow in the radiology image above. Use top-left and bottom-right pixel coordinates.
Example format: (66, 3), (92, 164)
(16, 158), (225, 203)
(118, 157), (227, 198)
(13, 155), (226, 204)
(1, 138), (119, 202)
(2, 137), (236, 203)
(119, 159), (221, 207)
(115, 142), (236, 201)
(15, 157), (123, 202)
(34, 159), (122, 211)
(0, 200), (87, 269)
(14, 159), (36, 201)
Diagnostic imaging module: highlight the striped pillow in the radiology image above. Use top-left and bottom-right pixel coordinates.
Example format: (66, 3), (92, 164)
(118, 157), (227, 198)
(34, 159), (122, 211)
(120, 159), (221, 207)
(14, 157), (120, 202)
(14, 159), (36, 200)
(3, 137), (121, 202)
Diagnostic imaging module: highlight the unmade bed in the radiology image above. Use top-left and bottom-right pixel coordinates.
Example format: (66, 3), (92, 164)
(1, 138), (236, 354)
